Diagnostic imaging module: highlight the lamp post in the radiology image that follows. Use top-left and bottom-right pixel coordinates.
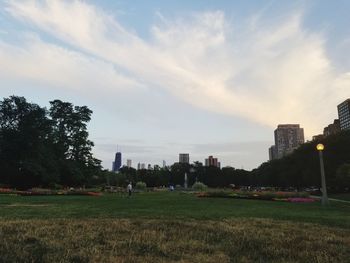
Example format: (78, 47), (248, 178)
(316, 144), (329, 205)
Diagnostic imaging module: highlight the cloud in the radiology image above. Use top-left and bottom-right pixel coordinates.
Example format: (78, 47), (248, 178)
(2, 0), (350, 138)
(0, 36), (142, 94)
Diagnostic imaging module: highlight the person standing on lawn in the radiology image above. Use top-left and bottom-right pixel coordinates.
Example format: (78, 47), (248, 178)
(127, 182), (132, 197)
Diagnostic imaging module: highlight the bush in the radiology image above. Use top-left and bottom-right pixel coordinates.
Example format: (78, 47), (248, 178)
(135, 181), (147, 190)
(192, 182), (208, 191)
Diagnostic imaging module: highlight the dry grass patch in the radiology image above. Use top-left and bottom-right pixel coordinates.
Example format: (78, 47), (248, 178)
(0, 218), (349, 263)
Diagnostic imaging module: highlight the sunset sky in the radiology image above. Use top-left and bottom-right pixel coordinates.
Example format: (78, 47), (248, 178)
(1, 0), (349, 170)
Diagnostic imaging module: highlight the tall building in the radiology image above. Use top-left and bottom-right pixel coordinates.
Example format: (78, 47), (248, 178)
(268, 145), (277, 161)
(112, 152), (122, 172)
(137, 163), (141, 170)
(337, 99), (350, 131)
(205, 156), (220, 168)
(274, 124), (304, 159)
(323, 119), (341, 136)
(126, 159), (132, 168)
(162, 160), (166, 168)
(179, 153), (190, 164)
(140, 163), (146, 170)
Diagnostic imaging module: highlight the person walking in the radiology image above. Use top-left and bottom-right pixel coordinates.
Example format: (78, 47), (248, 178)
(127, 182), (132, 197)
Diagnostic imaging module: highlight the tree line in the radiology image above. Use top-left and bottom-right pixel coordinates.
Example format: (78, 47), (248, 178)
(98, 133), (350, 192)
(251, 131), (350, 191)
(1, 96), (349, 191)
(99, 163), (250, 189)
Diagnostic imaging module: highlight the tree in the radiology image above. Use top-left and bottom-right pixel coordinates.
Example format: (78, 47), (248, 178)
(0, 96), (57, 188)
(49, 100), (99, 186)
(253, 131), (350, 190)
(0, 96), (102, 188)
(335, 163), (350, 191)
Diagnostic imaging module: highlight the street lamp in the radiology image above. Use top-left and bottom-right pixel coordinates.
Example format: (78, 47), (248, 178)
(316, 143), (329, 205)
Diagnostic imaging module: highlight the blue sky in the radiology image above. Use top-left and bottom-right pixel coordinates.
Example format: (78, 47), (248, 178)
(1, 0), (349, 170)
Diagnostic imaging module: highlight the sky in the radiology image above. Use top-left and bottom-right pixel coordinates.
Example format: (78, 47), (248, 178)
(1, 0), (350, 170)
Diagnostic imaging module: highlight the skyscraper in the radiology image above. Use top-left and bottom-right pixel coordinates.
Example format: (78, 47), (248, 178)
(205, 155), (220, 168)
(268, 145), (277, 161)
(274, 124), (304, 159)
(338, 99), (350, 131)
(323, 119), (340, 137)
(126, 159), (132, 168)
(179, 153), (190, 164)
(112, 152), (122, 172)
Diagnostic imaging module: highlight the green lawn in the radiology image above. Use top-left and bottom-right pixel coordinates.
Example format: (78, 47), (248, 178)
(1, 191), (350, 227)
(329, 193), (350, 201)
(1, 191), (349, 262)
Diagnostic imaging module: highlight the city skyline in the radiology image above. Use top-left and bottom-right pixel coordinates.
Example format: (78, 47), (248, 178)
(1, 1), (350, 170)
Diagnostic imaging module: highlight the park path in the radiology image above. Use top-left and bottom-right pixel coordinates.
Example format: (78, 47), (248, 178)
(311, 195), (350, 204)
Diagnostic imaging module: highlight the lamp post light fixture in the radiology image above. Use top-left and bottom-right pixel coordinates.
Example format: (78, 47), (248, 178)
(316, 143), (329, 205)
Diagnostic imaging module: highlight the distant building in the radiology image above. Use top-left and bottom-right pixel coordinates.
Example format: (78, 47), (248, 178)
(141, 163), (146, 170)
(205, 156), (220, 168)
(268, 145), (277, 161)
(112, 152), (122, 172)
(126, 159), (132, 168)
(162, 160), (166, 168)
(312, 134), (324, 141)
(338, 99), (350, 131)
(147, 164), (152, 170)
(323, 119), (341, 137)
(137, 163), (141, 170)
(179, 153), (190, 164)
(274, 124), (304, 159)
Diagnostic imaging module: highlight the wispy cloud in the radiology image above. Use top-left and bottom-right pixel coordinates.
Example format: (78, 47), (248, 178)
(2, 0), (350, 138)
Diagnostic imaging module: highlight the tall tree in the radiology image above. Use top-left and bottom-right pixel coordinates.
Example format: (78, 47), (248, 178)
(0, 96), (56, 188)
(49, 100), (100, 185)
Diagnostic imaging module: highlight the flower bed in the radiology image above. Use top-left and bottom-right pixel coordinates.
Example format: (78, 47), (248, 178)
(0, 188), (12, 194)
(0, 188), (102, 196)
(197, 190), (315, 203)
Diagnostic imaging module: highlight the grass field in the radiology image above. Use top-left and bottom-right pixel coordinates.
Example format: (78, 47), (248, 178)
(1, 191), (350, 262)
(329, 193), (350, 201)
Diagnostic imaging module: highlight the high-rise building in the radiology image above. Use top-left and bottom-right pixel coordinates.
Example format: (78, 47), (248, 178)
(137, 163), (141, 170)
(162, 160), (166, 168)
(141, 163), (146, 169)
(323, 119), (341, 136)
(338, 99), (350, 131)
(268, 145), (277, 161)
(112, 152), (122, 172)
(274, 124), (304, 159)
(126, 159), (132, 168)
(205, 156), (220, 168)
(179, 153), (190, 164)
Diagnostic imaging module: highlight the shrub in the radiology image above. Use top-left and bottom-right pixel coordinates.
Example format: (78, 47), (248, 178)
(192, 182), (208, 191)
(135, 181), (147, 190)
